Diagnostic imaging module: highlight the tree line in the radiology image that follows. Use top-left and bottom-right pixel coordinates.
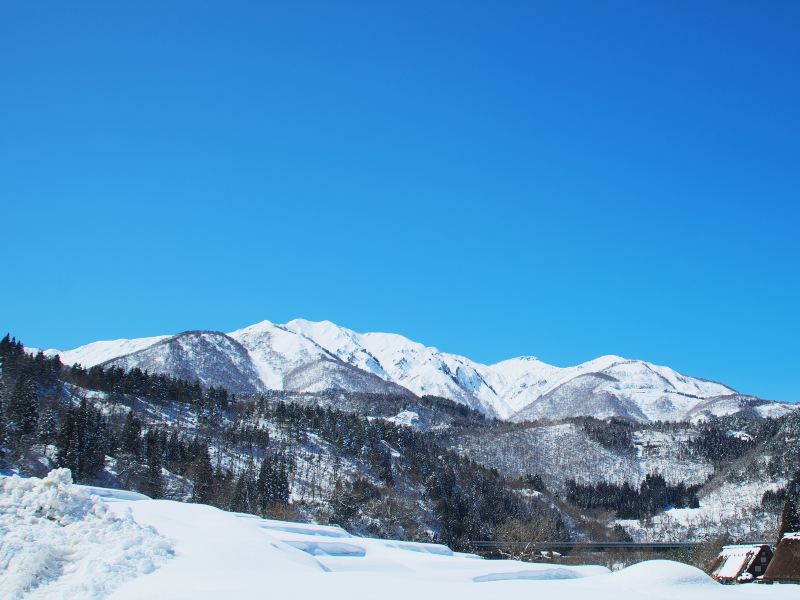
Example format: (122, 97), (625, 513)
(566, 473), (701, 519)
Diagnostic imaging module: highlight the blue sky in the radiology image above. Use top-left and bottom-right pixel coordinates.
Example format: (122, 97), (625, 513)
(2, 1), (798, 401)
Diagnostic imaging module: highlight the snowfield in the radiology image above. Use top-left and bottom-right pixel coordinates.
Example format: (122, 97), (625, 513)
(2, 471), (798, 599)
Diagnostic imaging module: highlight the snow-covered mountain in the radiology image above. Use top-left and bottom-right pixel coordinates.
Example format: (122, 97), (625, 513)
(37, 318), (793, 422)
(102, 331), (267, 396)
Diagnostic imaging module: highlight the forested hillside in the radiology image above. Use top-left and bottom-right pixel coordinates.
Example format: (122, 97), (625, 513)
(0, 335), (566, 551)
(440, 410), (800, 542)
(2, 333), (798, 551)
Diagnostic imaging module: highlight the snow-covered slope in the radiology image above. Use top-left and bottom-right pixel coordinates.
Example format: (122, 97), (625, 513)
(5, 470), (796, 600)
(228, 320), (407, 396)
(36, 318), (789, 423)
(228, 320), (335, 390)
(40, 335), (170, 368)
(282, 320), (738, 421)
(284, 319), (503, 415)
(445, 421), (717, 493)
(684, 394), (797, 423)
(103, 331), (267, 396)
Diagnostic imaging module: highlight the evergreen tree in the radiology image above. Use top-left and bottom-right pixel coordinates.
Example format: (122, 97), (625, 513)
(119, 411), (143, 457)
(38, 408), (58, 443)
(141, 454), (165, 498)
(256, 457), (273, 515)
(274, 457), (290, 504)
(778, 469), (800, 541)
(232, 467), (257, 513)
(189, 446), (214, 504)
(55, 398), (107, 482)
(140, 429), (165, 498)
(256, 454), (290, 512)
(5, 376), (39, 436)
(0, 389), (7, 457)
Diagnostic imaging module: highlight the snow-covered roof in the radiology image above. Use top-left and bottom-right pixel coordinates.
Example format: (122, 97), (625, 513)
(713, 545), (769, 580)
(782, 532), (800, 540)
(721, 544), (770, 552)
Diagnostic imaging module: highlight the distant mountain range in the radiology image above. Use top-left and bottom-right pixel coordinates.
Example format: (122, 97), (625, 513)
(35, 319), (795, 423)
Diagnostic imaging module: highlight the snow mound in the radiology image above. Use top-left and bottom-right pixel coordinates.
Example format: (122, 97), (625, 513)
(5, 476), (796, 600)
(0, 469), (172, 600)
(611, 560), (714, 586)
(474, 567), (591, 582)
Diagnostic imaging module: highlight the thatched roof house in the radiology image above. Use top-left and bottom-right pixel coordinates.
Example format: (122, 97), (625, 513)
(709, 544), (773, 583)
(762, 533), (800, 584)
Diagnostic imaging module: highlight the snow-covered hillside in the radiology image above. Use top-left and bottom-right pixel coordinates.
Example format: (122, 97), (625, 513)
(103, 332), (267, 396)
(3, 471), (797, 600)
(444, 422), (716, 493)
(36, 318), (795, 422)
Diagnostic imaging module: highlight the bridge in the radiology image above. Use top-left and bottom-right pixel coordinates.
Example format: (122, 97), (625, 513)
(468, 541), (772, 552)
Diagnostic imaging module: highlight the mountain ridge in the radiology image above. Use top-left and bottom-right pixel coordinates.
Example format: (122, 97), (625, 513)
(33, 318), (794, 423)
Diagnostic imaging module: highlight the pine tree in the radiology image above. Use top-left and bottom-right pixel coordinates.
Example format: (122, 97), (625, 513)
(778, 469), (800, 541)
(119, 411), (143, 457)
(0, 390), (7, 457)
(273, 458), (290, 504)
(189, 446), (214, 504)
(142, 454), (165, 498)
(6, 376), (39, 436)
(232, 467), (257, 513)
(38, 408), (58, 443)
(140, 429), (165, 498)
(256, 457), (273, 515)
(0, 333), (11, 360)
(55, 399), (107, 482)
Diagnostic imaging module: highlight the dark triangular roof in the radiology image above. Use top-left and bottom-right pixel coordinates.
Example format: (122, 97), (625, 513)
(762, 535), (800, 584)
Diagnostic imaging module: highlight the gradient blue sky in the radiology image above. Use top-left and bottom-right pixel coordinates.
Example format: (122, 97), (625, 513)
(2, 1), (798, 401)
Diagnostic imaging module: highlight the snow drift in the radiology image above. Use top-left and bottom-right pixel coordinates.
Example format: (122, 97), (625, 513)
(0, 469), (172, 599)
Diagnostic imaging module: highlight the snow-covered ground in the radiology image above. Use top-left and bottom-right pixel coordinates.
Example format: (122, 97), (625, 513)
(2, 471), (798, 599)
(0, 470), (172, 599)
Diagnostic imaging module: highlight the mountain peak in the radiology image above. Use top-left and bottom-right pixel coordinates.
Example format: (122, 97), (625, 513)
(33, 318), (767, 423)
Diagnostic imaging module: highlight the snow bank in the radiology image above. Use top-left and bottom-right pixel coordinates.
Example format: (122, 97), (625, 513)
(473, 568), (595, 582)
(0, 469), (172, 599)
(610, 560), (714, 587)
(4, 473), (798, 600)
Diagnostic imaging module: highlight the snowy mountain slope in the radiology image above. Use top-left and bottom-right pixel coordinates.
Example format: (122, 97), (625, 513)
(283, 357), (415, 396)
(504, 357), (738, 422)
(282, 320), (739, 421)
(7, 470), (796, 600)
(102, 331), (267, 396)
(444, 421), (715, 493)
(617, 416), (800, 543)
(35, 318), (790, 423)
(228, 320), (336, 389)
(617, 476), (786, 543)
(39, 335), (170, 368)
(284, 319), (504, 416)
(510, 373), (651, 423)
(229, 320), (407, 396)
(684, 394), (797, 422)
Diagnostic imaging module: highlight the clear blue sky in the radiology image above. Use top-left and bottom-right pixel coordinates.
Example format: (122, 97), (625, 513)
(2, 1), (798, 401)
